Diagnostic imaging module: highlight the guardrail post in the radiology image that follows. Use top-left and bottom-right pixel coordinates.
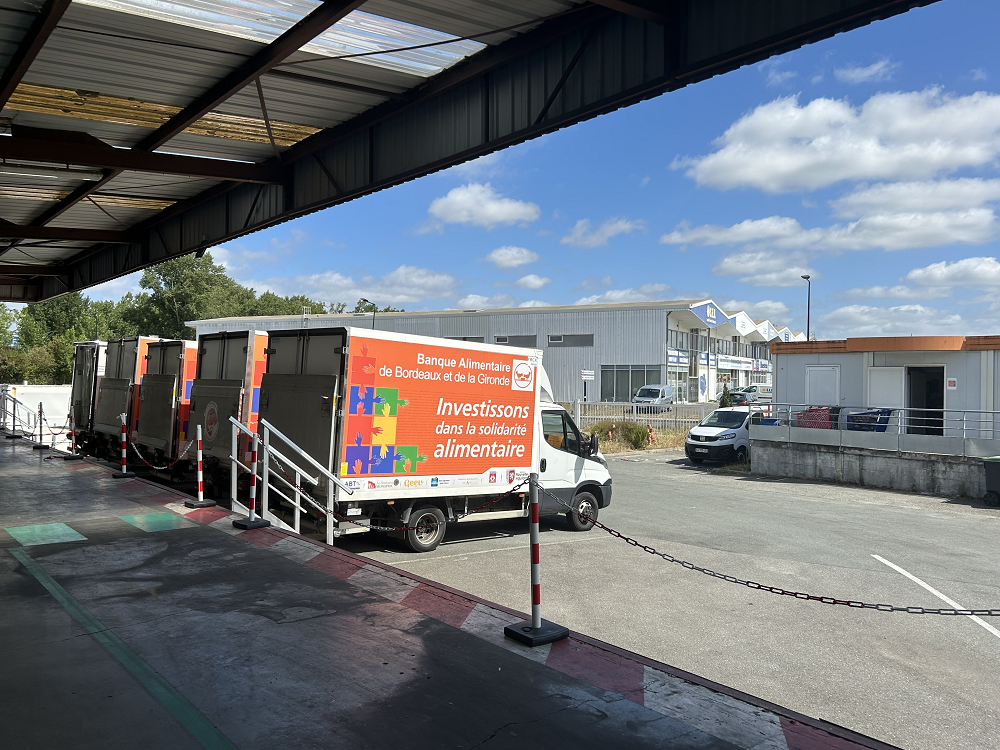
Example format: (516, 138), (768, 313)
(233, 432), (270, 530)
(504, 473), (569, 647)
(64, 414), (84, 460)
(112, 413), (135, 478)
(185, 424), (215, 508)
(32, 402), (49, 450)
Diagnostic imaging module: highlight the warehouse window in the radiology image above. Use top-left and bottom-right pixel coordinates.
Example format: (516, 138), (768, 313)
(600, 365), (660, 402)
(496, 335), (537, 347)
(548, 334), (594, 347)
(444, 336), (484, 343)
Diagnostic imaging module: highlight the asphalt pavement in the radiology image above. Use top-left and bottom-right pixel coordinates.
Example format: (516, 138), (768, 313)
(344, 451), (1000, 750)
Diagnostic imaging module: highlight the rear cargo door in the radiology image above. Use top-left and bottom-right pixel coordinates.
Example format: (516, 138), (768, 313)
(93, 378), (131, 437)
(189, 380), (244, 460)
(258, 374), (338, 472)
(136, 374), (178, 453)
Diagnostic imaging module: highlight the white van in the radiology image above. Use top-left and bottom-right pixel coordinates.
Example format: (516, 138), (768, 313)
(631, 383), (673, 412)
(684, 406), (750, 464)
(739, 384), (772, 402)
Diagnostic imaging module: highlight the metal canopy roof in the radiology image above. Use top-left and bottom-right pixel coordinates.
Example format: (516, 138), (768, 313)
(0, 0), (940, 303)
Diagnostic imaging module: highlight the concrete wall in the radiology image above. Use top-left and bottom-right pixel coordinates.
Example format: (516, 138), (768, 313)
(751, 440), (987, 499)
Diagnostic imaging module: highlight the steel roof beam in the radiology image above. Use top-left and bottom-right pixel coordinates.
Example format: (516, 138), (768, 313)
(0, 264), (63, 275)
(136, 0), (367, 153)
(586, 0), (671, 25)
(0, 136), (281, 182)
(267, 69), (405, 99)
(0, 0), (73, 110)
(0, 226), (133, 242)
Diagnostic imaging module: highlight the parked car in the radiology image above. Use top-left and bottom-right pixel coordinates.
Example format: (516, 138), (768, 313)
(740, 384), (773, 402)
(729, 391), (756, 406)
(684, 407), (750, 464)
(632, 384), (673, 412)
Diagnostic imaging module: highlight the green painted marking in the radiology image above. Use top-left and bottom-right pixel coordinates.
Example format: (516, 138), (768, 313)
(8, 547), (237, 750)
(119, 513), (195, 532)
(4, 523), (86, 546)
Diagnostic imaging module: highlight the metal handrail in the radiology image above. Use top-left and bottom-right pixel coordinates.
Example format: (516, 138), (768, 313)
(1, 393), (38, 433)
(265, 444), (319, 487)
(259, 417), (353, 495)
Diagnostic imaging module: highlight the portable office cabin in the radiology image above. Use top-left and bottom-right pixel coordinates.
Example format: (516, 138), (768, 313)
(70, 341), (107, 433)
(771, 336), (1000, 438)
(135, 340), (198, 458)
(93, 336), (161, 440)
(187, 330), (268, 460)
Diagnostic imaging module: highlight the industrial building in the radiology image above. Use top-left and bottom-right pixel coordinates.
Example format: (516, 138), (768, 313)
(190, 299), (804, 404)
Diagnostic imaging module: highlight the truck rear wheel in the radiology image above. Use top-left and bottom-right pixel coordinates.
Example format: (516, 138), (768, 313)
(405, 505), (447, 552)
(567, 491), (597, 532)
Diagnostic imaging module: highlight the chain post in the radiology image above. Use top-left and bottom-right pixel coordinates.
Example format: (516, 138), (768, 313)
(185, 424), (215, 508)
(112, 413), (135, 478)
(32, 402), (49, 450)
(233, 431), (270, 530)
(63, 413), (84, 460)
(503, 473), (569, 647)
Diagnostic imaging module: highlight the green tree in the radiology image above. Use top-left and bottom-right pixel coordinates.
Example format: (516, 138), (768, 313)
(718, 382), (732, 408)
(351, 298), (403, 313)
(0, 303), (17, 348)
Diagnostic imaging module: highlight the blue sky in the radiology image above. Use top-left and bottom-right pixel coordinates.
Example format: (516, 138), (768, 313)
(90, 0), (1000, 339)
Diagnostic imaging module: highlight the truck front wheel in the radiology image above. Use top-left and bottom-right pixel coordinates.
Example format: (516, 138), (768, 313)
(567, 491), (598, 532)
(405, 505), (447, 552)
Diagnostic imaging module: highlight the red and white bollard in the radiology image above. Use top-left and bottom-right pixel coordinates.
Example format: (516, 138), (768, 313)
(64, 414), (84, 460)
(503, 472), (568, 647)
(233, 432), (269, 529)
(185, 424), (216, 508)
(112, 413), (134, 478)
(32, 402), (49, 450)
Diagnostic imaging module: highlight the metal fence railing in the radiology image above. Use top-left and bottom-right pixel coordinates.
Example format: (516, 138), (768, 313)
(573, 401), (714, 432)
(750, 403), (1000, 457)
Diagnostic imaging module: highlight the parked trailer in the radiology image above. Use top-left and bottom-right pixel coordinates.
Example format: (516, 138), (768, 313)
(90, 336), (163, 453)
(69, 341), (107, 439)
(133, 339), (198, 474)
(253, 327), (613, 552)
(187, 330), (269, 486)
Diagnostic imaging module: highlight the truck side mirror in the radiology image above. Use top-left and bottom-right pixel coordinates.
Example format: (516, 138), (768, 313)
(590, 432), (599, 455)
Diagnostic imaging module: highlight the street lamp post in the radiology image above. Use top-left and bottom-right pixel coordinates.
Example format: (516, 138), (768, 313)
(359, 298), (375, 329)
(801, 275), (811, 340)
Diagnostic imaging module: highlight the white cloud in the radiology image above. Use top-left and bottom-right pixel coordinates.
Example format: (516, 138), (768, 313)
(722, 299), (790, 318)
(840, 285), (951, 300)
(574, 275), (614, 292)
(560, 217), (644, 248)
(425, 183), (539, 230)
(249, 265), (456, 306)
(831, 179), (1000, 217)
(677, 89), (1000, 193)
(662, 209), (997, 252)
(454, 293), (517, 309)
(575, 283), (673, 305)
(760, 59), (797, 87)
(484, 245), (539, 269)
(518, 300), (551, 308)
(713, 251), (818, 288)
(833, 59), (899, 84)
(820, 304), (964, 337)
(85, 271), (142, 301)
(904, 256), (1000, 287)
(973, 68), (989, 81)
(450, 152), (503, 177)
(514, 274), (551, 290)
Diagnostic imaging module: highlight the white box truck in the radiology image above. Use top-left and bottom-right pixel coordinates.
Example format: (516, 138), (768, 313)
(254, 327), (613, 551)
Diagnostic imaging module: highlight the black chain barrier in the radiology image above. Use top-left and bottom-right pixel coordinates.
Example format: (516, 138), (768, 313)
(264, 446), (530, 533)
(534, 482), (1000, 617)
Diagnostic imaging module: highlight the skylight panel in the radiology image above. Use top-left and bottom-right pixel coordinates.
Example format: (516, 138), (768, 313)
(76, 0), (485, 77)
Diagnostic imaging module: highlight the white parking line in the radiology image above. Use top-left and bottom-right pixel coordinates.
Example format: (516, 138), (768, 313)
(872, 554), (1000, 640)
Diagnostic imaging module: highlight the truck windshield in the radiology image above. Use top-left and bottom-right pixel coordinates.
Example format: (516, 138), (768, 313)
(699, 411), (746, 428)
(635, 387), (660, 398)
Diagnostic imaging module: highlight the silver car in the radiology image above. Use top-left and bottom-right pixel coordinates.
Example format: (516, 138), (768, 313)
(632, 384), (673, 413)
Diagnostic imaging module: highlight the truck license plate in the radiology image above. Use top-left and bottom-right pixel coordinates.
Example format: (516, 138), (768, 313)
(695, 448), (708, 453)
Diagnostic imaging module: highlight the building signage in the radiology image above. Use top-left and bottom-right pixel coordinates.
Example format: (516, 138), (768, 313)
(697, 352), (718, 366)
(667, 348), (690, 366)
(717, 354), (755, 371)
(752, 359), (772, 373)
(947, 377), (958, 390)
(581, 369), (595, 381)
(689, 301), (727, 329)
